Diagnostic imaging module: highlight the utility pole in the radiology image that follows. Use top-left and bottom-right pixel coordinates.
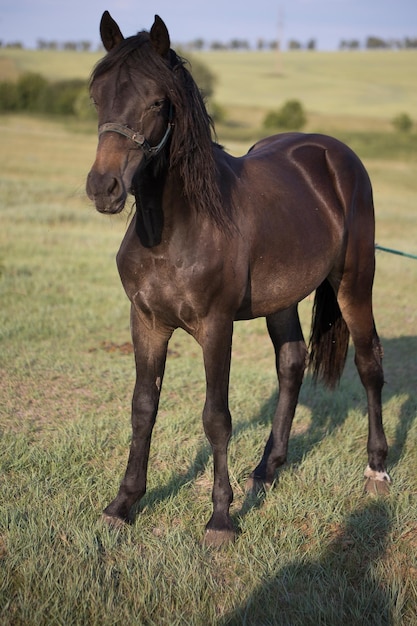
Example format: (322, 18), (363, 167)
(276, 7), (284, 75)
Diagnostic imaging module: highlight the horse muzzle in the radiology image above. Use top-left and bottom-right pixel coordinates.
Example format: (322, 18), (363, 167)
(86, 169), (127, 214)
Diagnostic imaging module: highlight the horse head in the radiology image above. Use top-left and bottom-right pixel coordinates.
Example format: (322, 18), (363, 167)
(86, 12), (174, 217)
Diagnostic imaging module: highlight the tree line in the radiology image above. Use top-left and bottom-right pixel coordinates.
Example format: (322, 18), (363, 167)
(1, 35), (416, 52)
(340, 36), (417, 50)
(0, 40), (97, 52)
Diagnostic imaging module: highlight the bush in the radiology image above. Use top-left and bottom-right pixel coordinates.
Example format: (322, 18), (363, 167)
(0, 72), (90, 118)
(0, 80), (18, 111)
(0, 73), (49, 112)
(208, 101), (226, 124)
(392, 112), (413, 133)
(263, 99), (306, 131)
(15, 72), (48, 111)
(40, 80), (88, 115)
(73, 90), (97, 121)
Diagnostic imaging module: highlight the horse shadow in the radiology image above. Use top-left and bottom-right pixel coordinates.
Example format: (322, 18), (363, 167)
(220, 499), (393, 625)
(136, 335), (416, 524)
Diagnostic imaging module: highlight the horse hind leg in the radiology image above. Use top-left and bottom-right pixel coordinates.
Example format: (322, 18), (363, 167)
(336, 279), (391, 495)
(247, 307), (307, 492)
(356, 325), (391, 494)
(324, 146), (390, 493)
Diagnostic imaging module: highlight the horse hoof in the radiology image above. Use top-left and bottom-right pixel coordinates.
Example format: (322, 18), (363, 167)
(245, 474), (271, 495)
(364, 466), (391, 496)
(101, 513), (127, 530)
(203, 528), (235, 548)
(364, 478), (391, 496)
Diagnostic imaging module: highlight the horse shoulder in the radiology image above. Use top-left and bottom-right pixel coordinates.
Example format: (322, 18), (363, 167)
(115, 215), (246, 332)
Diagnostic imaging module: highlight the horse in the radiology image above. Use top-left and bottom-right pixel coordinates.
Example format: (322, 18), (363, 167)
(86, 11), (390, 546)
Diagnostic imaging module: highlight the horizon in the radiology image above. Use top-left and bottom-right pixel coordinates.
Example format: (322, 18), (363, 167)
(1, 0), (417, 52)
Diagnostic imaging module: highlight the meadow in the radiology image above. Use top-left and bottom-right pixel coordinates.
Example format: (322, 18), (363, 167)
(0, 48), (416, 625)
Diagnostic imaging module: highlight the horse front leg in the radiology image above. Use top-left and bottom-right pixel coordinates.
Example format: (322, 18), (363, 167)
(103, 306), (172, 527)
(199, 318), (235, 547)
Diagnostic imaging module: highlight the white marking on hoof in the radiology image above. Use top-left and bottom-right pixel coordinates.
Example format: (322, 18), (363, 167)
(102, 513), (127, 530)
(364, 465), (391, 483)
(245, 475), (272, 495)
(203, 528), (235, 548)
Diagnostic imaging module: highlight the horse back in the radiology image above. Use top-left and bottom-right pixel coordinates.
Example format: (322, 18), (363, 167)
(246, 132), (373, 215)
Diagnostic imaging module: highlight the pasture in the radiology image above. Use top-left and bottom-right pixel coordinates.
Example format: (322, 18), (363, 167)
(1, 46), (417, 625)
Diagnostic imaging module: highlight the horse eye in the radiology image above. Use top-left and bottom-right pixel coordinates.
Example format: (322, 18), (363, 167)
(151, 100), (164, 109)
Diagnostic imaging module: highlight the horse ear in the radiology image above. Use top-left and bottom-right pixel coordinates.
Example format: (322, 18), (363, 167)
(150, 15), (170, 58)
(100, 10), (124, 51)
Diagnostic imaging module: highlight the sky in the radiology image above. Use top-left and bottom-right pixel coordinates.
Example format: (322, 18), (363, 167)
(1, 0), (417, 50)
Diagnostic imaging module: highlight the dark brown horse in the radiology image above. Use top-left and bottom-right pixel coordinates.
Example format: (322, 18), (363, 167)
(86, 11), (390, 546)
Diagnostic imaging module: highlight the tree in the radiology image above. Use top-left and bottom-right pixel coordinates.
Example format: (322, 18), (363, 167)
(177, 49), (216, 99)
(229, 39), (250, 50)
(392, 113), (413, 133)
(189, 38), (205, 51)
(210, 41), (227, 50)
(263, 100), (307, 131)
(339, 39), (360, 50)
(405, 37), (417, 48)
(366, 36), (388, 49)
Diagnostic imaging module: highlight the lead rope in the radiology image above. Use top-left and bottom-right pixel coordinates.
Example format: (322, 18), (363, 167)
(375, 244), (417, 261)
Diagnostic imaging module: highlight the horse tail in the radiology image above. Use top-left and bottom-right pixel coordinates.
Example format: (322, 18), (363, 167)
(308, 280), (350, 389)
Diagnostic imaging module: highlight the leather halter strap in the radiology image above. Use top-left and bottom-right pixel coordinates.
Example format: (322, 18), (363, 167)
(98, 103), (174, 158)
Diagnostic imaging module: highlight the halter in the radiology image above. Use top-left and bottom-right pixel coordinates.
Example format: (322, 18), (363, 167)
(98, 102), (174, 158)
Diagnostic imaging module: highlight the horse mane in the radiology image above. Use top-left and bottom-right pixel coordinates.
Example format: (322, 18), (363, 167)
(91, 33), (233, 232)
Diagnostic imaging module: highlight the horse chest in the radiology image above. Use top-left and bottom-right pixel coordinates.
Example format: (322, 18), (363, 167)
(118, 249), (221, 332)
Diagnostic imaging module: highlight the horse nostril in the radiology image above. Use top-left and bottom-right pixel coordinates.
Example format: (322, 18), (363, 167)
(86, 169), (126, 213)
(107, 177), (119, 195)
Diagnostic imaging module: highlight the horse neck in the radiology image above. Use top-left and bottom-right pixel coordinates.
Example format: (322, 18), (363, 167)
(162, 166), (199, 231)
(134, 140), (235, 248)
(133, 160), (195, 248)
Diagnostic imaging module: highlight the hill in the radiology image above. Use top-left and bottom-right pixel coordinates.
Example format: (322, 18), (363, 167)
(1, 48), (416, 125)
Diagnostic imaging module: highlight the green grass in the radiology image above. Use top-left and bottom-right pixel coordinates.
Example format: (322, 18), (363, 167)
(197, 50), (417, 118)
(0, 48), (103, 82)
(0, 58), (417, 625)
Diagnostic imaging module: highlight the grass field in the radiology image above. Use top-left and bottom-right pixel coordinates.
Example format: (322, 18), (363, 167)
(0, 46), (417, 625)
(1, 47), (417, 127)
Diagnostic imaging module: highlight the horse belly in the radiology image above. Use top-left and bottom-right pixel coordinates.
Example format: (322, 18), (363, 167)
(236, 219), (340, 320)
(247, 257), (331, 318)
